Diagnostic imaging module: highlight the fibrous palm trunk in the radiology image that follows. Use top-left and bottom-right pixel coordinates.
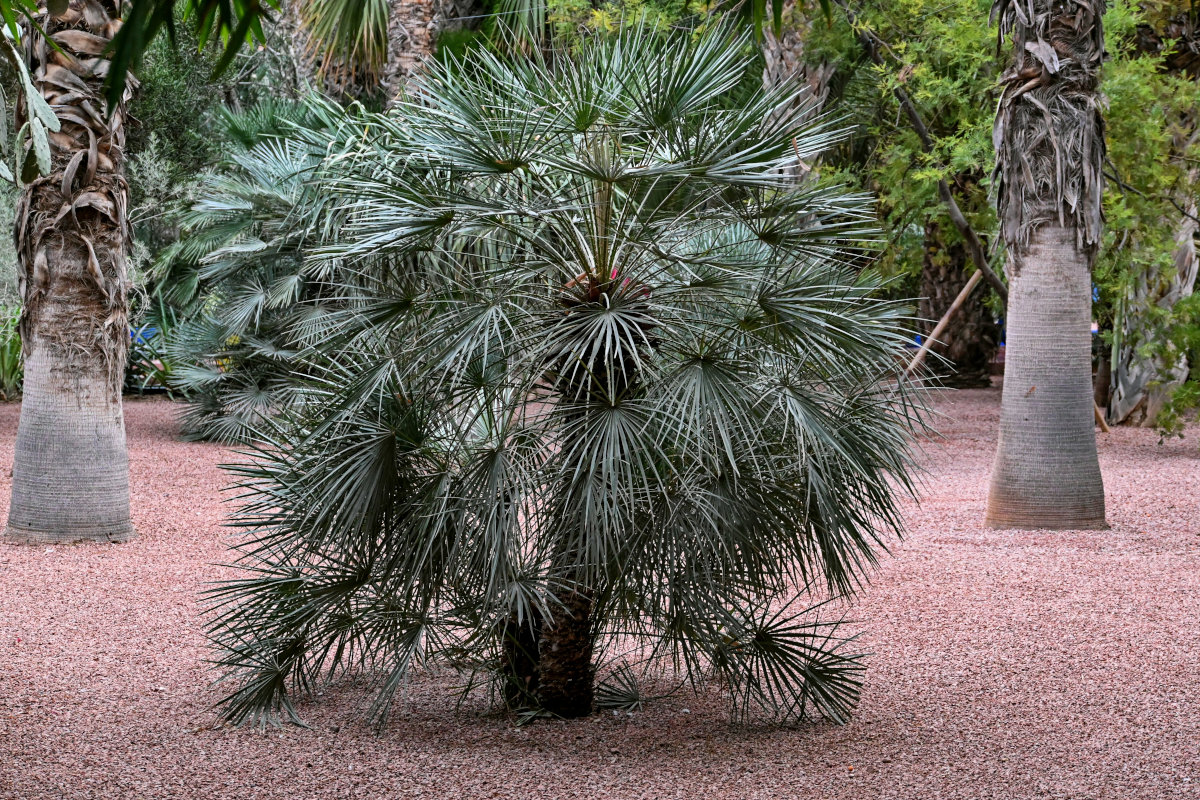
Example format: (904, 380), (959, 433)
(762, 2), (835, 180)
(382, 0), (480, 103)
(4, 1), (135, 544)
(536, 585), (594, 717)
(273, 0), (322, 96)
(986, 0), (1107, 530)
(920, 219), (1001, 387)
(497, 581), (595, 717)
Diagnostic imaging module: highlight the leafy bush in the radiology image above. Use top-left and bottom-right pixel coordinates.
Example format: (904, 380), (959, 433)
(125, 296), (182, 396)
(207, 26), (922, 727)
(0, 306), (21, 401)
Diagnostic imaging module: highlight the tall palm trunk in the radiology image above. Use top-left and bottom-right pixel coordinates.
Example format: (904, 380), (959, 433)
(985, 0), (1107, 530)
(4, 1), (135, 544)
(987, 226), (1106, 528)
(920, 218), (1000, 387)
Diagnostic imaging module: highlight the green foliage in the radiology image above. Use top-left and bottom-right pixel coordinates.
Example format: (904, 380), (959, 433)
(127, 32), (231, 204)
(0, 304), (20, 401)
(299, 0), (390, 79)
(805, 0), (1000, 291)
(102, 0), (281, 108)
(498, 0), (829, 45)
(206, 26), (922, 727)
(809, 0), (1200, 427)
(0, 0), (280, 113)
(1097, 1), (1200, 433)
(155, 99), (350, 441)
(126, 297), (182, 396)
(121, 32), (260, 393)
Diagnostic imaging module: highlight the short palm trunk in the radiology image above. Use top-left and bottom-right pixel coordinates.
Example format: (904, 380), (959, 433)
(499, 586), (596, 717)
(536, 587), (595, 717)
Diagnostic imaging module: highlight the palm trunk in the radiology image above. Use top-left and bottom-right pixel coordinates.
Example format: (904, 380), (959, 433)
(986, 0), (1106, 530)
(535, 585), (595, 717)
(499, 609), (543, 708)
(274, 0), (322, 96)
(920, 219), (1000, 387)
(381, 0), (462, 103)
(4, 1), (134, 544)
(986, 225), (1106, 529)
(762, 2), (835, 181)
(762, 4), (835, 113)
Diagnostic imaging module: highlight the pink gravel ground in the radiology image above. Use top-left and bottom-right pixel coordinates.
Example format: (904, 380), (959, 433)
(1, 387), (1198, 800)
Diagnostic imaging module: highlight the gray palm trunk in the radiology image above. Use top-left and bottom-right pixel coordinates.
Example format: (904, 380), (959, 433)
(4, 0), (134, 544)
(985, 0), (1107, 530)
(986, 225), (1106, 529)
(762, 1), (835, 180)
(762, 4), (835, 110)
(273, 0), (322, 96)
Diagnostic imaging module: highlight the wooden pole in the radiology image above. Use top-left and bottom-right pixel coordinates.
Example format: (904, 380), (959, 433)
(905, 270), (983, 376)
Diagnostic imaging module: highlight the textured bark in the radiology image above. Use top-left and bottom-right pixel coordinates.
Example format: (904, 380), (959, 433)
(986, 226), (1106, 530)
(762, 4), (835, 119)
(987, 0), (1107, 530)
(4, 1), (135, 544)
(272, 0), (322, 96)
(535, 586), (595, 718)
(919, 221), (1000, 388)
(382, 0), (480, 103)
(498, 610), (543, 708)
(1093, 351), (1111, 410)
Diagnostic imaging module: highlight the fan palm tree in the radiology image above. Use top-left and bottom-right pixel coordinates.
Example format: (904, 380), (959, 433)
(985, 0), (1107, 529)
(4, 0), (138, 543)
(208, 26), (922, 726)
(155, 100), (350, 442)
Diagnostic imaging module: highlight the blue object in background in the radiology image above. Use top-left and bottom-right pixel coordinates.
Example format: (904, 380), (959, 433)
(132, 326), (159, 345)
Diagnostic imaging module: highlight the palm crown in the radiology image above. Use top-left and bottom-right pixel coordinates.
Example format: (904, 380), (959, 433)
(209, 25), (921, 727)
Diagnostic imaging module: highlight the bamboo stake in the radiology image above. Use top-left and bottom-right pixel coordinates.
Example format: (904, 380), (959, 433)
(905, 270), (983, 376)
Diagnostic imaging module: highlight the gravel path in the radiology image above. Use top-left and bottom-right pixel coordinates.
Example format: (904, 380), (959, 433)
(2, 388), (1198, 799)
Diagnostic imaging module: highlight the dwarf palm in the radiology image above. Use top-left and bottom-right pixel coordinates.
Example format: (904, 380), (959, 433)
(209, 26), (921, 726)
(156, 100), (354, 442)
